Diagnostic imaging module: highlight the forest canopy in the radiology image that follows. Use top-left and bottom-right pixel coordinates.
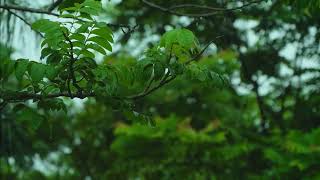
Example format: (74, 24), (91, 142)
(1, 0), (320, 179)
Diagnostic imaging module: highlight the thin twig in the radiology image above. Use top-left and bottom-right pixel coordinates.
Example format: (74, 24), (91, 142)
(141, 0), (263, 17)
(128, 74), (175, 100)
(0, 4), (59, 16)
(6, 9), (44, 38)
(128, 39), (216, 100)
(144, 77), (155, 93)
(168, 4), (226, 11)
(185, 40), (216, 64)
(0, 4), (138, 29)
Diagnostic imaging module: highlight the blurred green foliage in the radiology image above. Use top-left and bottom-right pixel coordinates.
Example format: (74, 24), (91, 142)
(1, 0), (320, 179)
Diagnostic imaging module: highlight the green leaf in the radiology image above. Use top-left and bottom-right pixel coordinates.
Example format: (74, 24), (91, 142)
(29, 62), (46, 83)
(45, 65), (58, 80)
(15, 59), (29, 80)
(95, 22), (111, 30)
(209, 71), (229, 88)
(32, 19), (62, 35)
(160, 28), (199, 50)
(169, 61), (185, 75)
(91, 28), (113, 43)
(47, 51), (62, 64)
(76, 22), (92, 33)
(72, 41), (85, 48)
(1, 59), (15, 80)
(197, 70), (207, 82)
(87, 36), (112, 52)
(138, 62), (153, 81)
(153, 63), (165, 81)
(86, 43), (106, 55)
(32, 19), (64, 49)
(80, 49), (95, 58)
(79, 12), (93, 20)
(40, 48), (53, 59)
(82, 0), (102, 12)
(79, 7), (99, 16)
(178, 29), (197, 49)
(38, 99), (67, 113)
(70, 33), (86, 42)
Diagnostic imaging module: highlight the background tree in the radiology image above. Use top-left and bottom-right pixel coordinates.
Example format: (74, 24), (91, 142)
(1, 0), (320, 179)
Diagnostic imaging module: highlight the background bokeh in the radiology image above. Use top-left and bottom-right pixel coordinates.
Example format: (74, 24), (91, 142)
(1, 0), (320, 179)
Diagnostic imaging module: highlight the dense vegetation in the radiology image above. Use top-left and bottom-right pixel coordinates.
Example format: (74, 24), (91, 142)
(1, 0), (320, 179)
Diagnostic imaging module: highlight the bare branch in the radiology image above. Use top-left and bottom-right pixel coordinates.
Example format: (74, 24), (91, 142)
(0, 4), (59, 16)
(0, 4), (138, 31)
(141, 0), (263, 17)
(168, 4), (226, 11)
(239, 55), (268, 132)
(6, 9), (44, 38)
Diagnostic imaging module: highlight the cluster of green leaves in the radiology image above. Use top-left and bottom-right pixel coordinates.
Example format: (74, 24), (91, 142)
(30, 0), (113, 96)
(185, 63), (229, 88)
(4, 0), (320, 179)
(0, 0), (227, 130)
(160, 28), (199, 62)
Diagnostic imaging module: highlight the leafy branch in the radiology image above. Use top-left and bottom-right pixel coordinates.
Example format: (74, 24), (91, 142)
(62, 32), (83, 97)
(0, 39), (215, 104)
(0, 0), (227, 125)
(128, 40), (215, 100)
(5, 9), (44, 38)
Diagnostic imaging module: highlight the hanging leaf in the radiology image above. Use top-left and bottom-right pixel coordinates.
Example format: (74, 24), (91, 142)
(87, 36), (112, 52)
(91, 28), (113, 43)
(15, 59), (29, 81)
(29, 62), (47, 83)
(87, 43), (107, 55)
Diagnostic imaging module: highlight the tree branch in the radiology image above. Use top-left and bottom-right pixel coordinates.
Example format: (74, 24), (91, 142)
(0, 4), (138, 29)
(239, 56), (267, 133)
(168, 4), (227, 11)
(141, 0), (263, 17)
(0, 4), (59, 16)
(62, 32), (83, 96)
(185, 40), (216, 64)
(0, 39), (215, 103)
(1, 92), (95, 102)
(128, 39), (216, 100)
(6, 9), (44, 38)
(128, 73), (175, 100)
